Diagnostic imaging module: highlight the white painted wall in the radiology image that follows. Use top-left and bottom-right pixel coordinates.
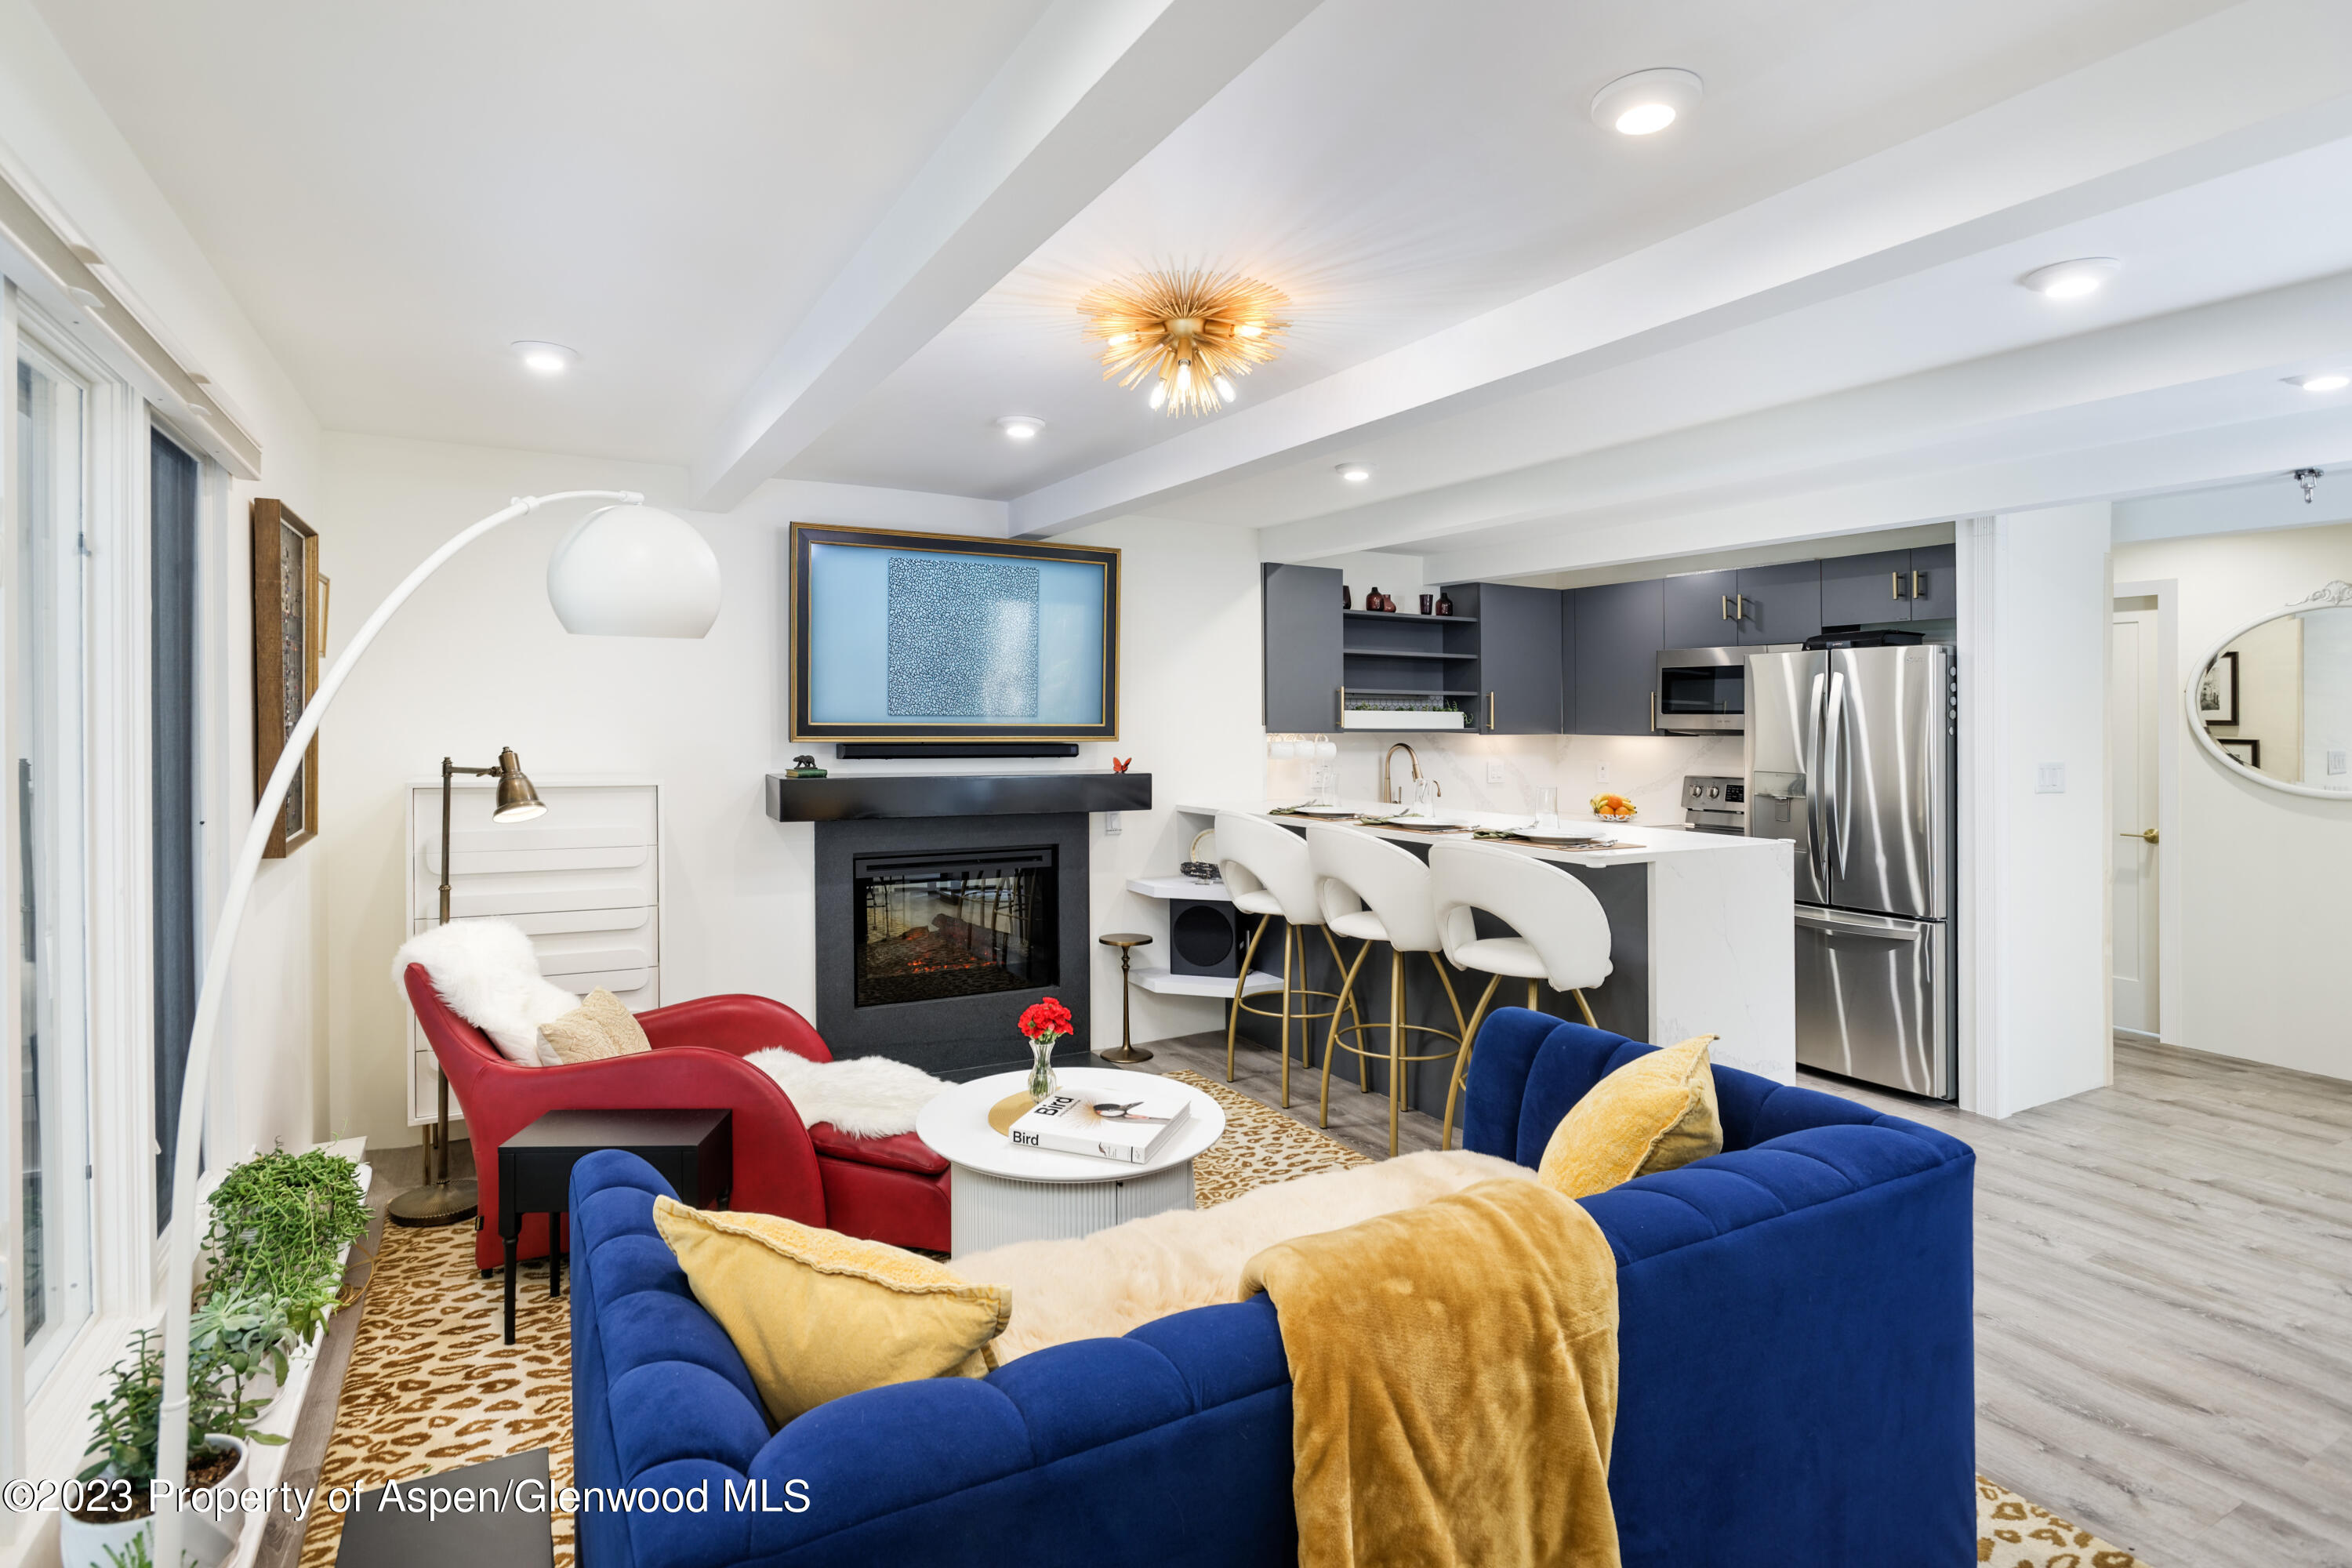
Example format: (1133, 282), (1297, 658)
(2114, 520), (2352, 1082)
(1962, 503), (2114, 1117)
(318, 433), (1266, 1147)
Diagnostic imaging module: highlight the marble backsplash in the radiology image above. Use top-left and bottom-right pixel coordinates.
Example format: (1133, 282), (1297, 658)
(1262, 730), (1748, 826)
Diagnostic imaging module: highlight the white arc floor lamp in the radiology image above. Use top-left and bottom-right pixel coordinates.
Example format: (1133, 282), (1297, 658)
(153, 492), (720, 1568)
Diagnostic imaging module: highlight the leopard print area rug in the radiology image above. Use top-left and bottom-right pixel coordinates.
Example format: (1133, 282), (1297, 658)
(299, 1082), (2147, 1567)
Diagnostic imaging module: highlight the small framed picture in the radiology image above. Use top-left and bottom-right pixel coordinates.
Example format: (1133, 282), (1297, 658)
(251, 499), (323, 857)
(2198, 650), (2240, 726)
(2216, 735), (2260, 769)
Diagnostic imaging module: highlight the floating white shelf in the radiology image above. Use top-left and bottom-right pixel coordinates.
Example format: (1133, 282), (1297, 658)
(1126, 874), (1229, 901)
(1131, 964), (1282, 998)
(1340, 708), (1467, 730)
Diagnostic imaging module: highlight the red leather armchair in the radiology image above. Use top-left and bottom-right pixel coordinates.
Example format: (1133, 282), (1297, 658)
(402, 964), (951, 1268)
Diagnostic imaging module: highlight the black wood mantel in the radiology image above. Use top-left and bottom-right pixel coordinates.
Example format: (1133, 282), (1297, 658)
(764, 771), (1152, 822)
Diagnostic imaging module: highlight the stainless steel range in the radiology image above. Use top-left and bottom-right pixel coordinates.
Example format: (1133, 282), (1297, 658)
(1680, 774), (1747, 834)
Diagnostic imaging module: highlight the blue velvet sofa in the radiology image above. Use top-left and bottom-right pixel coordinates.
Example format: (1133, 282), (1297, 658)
(569, 1010), (1975, 1566)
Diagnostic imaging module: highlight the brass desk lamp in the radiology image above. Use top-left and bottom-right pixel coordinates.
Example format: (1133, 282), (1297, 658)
(387, 747), (546, 1228)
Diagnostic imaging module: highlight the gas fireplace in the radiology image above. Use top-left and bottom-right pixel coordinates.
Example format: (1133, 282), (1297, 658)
(851, 846), (1057, 1008)
(811, 810), (1093, 1078)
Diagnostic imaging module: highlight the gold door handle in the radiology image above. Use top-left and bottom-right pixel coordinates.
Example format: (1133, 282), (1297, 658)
(1649, 691), (1657, 733)
(2119, 829), (2158, 844)
(1722, 595), (1732, 619)
(1911, 569), (1925, 599)
(1736, 592), (1747, 621)
(1892, 570), (1906, 600)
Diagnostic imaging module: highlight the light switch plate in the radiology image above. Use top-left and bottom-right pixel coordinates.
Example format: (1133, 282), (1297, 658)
(2331, 750), (2347, 776)
(2035, 763), (2065, 794)
(1596, 763), (1610, 785)
(1102, 811), (1123, 835)
(1486, 760), (1505, 784)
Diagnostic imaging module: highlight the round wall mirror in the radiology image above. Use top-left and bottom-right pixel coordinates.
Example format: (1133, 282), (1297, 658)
(2186, 583), (2352, 798)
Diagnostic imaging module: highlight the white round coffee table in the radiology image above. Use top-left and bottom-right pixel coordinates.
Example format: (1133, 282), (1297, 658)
(916, 1067), (1226, 1257)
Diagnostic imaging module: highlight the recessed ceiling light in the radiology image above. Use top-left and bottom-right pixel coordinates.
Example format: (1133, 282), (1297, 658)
(996, 415), (1045, 441)
(512, 340), (577, 375)
(1335, 463), (1371, 483)
(2290, 373), (2350, 393)
(2019, 258), (2121, 300)
(1590, 68), (1704, 136)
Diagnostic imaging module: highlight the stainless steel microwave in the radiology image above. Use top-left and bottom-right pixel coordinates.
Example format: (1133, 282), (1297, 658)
(1653, 644), (1803, 735)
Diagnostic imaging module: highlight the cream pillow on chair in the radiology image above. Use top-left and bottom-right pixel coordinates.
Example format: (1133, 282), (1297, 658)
(1536, 1035), (1722, 1199)
(539, 987), (652, 1065)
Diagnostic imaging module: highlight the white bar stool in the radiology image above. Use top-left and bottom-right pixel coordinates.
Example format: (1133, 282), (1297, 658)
(1214, 812), (1363, 1107)
(1306, 824), (1468, 1156)
(1428, 838), (1613, 1149)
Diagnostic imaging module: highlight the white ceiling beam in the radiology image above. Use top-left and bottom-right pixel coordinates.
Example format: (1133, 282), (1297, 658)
(1262, 267), (2352, 564)
(1414, 405), (2352, 585)
(1006, 0), (2352, 536)
(689, 0), (1322, 512)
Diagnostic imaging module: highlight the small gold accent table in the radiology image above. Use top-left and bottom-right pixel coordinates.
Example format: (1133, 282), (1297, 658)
(1096, 931), (1155, 1063)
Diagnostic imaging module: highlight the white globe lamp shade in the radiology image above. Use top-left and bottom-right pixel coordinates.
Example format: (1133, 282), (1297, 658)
(546, 504), (721, 637)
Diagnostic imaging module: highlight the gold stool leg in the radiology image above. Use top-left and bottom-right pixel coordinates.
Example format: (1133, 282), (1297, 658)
(1279, 924), (1296, 1108)
(1572, 989), (1598, 1027)
(1227, 914), (1271, 1082)
(1387, 947), (1406, 1157)
(1528, 978), (1539, 1011)
(1321, 937), (1374, 1129)
(1318, 925), (1367, 1080)
(1442, 973), (1504, 1152)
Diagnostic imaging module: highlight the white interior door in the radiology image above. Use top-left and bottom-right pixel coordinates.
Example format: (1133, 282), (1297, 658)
(2111, 608), (2160, 1034)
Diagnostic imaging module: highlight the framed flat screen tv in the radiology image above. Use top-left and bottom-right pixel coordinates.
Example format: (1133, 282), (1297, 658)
(790, 523), (1121, 743)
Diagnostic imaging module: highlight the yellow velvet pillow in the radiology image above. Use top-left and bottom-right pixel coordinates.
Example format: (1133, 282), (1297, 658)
(540, 987), (652, 1065)
(652, 1197), (1010, 1425)
(1536, 1035), (1723, 1199)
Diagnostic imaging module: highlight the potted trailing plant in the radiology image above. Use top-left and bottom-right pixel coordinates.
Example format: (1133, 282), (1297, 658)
(198, 1147), (368, 1355)
(61, 1329), (281, 1568)
(1018, 998), (1074, 1100)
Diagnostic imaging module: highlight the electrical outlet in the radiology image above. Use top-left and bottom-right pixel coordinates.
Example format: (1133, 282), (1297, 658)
(2034, 763), (2065, 794)
(1486, 760), (1505, 785)
(1595, 763), (1610, 786)
(1103, 811), (1123, 836)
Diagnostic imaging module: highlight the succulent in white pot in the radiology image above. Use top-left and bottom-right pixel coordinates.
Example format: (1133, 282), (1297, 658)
(60, 1331), (280, 1568)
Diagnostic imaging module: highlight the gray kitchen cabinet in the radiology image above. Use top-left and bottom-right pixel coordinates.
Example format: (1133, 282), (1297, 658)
(1262, 562), (1342, 731)
(1446, 582), (1561, 733)
(1661, 569), (1740, 649)
(1571, 579), (1664, 735)
(1904, 543), (1957, 619)
(1559, 588), (1578, 734)
(1735, 559), (1823, 645)
(1820, 549), (1914, 626)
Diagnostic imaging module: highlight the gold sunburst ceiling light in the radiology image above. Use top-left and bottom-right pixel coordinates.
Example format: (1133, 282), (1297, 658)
(1080, 269), (1290, 416)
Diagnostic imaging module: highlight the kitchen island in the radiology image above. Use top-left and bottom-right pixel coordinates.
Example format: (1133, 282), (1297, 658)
(1166, 800), (1795, 1087)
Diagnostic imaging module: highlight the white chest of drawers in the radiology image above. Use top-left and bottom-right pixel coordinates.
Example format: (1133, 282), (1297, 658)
(405, 779), (662, 1127)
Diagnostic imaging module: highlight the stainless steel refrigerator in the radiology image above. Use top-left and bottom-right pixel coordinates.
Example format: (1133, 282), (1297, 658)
(1747, 644), (1957, 1098)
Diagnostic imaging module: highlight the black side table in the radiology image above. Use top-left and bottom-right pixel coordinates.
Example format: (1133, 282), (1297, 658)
(496, 1108), (731, 1345)
(335, 1447), (553, 1567)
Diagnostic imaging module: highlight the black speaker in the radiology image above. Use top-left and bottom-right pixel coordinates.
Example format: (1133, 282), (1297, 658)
(1167, 898), (1247, 978)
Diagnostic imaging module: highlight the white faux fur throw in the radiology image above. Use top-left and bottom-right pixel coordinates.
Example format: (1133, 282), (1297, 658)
(744, 1048), (949, 1138)
(394, 918), (576, 1068)
(954, 1149), (1534, 1361)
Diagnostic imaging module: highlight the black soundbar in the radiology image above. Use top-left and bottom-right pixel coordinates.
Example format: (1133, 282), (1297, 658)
(833, 742), (1081, 760)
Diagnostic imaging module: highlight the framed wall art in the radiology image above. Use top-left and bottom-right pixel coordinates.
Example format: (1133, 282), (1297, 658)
(2196, 648), (2239, 726)
(251, 498), (325, 856)
(2215, 735), (2261, 770)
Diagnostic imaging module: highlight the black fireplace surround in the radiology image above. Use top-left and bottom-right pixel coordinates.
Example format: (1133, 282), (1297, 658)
(811, 810), (1096, 1079)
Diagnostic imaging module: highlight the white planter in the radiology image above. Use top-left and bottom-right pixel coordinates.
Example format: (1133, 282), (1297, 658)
(61, 1440), (246, 1568)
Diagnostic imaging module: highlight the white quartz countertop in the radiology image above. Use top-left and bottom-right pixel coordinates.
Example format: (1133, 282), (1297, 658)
(1173, 798), (1786, 868)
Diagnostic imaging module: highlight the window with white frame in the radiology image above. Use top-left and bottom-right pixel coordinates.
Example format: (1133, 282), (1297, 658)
(12, 333), (96, 1387)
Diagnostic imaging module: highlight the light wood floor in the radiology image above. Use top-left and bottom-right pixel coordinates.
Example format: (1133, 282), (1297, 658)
(1127, 1029), (2352, 1567)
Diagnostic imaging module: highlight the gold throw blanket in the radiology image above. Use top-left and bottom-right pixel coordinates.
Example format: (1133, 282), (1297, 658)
(1238, 1178), (1621, 1568)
